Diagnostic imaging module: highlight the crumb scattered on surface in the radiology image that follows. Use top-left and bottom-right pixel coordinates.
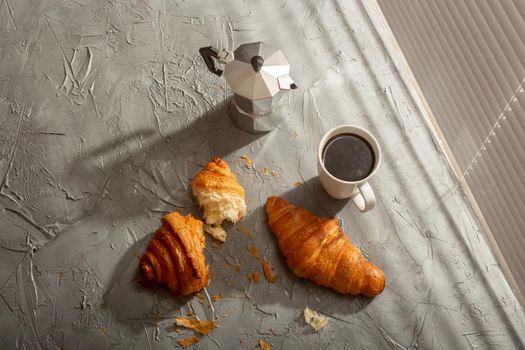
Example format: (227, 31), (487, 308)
(262, 260), (279, 283)
(175, 327), (184, 332)
(177, 335), (200, 347)
(240, 154), (253, 168)
(175, 317), (217, 334)
(234, 264), (241, 272)
(204, 224), (227, 242)
(259, 338), (272, 350)
(239, 336), (243, 344)
(247, 244), (261, 260)
(294, 181), (304, 187)
(248, 271), (260, 284)
(304, 307), (328, 332)
(211, 294), (222, 302)
(238, 156), (283, 181)
(238, 224), (254, 238)
(186, 310), (194, 316)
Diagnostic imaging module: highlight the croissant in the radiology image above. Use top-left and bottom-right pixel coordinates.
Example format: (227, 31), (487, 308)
(139, 211), (210, 296)
(265, 196), (385, 297)
(192, 158), (246, 226)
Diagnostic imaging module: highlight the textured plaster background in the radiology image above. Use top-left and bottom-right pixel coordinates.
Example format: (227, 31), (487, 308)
(0, 0), (524, 349)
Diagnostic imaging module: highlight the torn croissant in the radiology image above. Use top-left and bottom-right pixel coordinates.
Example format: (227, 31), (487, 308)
(192, 158), (246, 226)
(139, 211), (210, 296)
(265, 196), (385, 297)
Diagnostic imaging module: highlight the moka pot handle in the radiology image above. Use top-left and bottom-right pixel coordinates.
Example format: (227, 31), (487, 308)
(199, 46), (226, 76)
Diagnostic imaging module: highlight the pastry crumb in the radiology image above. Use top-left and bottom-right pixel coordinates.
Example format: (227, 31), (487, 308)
(175, 317), (217, 334)
(247, 244), (261, 260)
(294, 181), (304, 187)
(259, 338), (272, 350)
(177, 335), (200, 347)
(204, 224), (227, 242)
(261, 167), (270, 176)
(304, 307), (328, 332)
(248, 271), (260, 284)
(240, 154), (253, 168)
(262, 260), (279, 283)
(238, 223), (254, 238)
(211, 294), (222, 302)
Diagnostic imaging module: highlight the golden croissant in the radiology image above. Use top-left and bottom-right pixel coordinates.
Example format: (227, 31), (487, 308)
(139, 211), (210, 296)
(192, 158), (246, 225)
(265, 196), (385, 297)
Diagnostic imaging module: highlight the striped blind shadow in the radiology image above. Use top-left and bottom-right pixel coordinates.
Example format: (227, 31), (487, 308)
(374, 0), (525, 345)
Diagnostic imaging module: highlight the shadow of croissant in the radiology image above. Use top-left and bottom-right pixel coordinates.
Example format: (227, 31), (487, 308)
(102, 234), (194, 325)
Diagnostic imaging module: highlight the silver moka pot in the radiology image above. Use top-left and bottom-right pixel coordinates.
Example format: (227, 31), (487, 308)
(200, 42), (297, 133)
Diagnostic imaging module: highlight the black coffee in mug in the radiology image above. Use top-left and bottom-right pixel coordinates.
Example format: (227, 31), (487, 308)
(322, 133), (375, 182)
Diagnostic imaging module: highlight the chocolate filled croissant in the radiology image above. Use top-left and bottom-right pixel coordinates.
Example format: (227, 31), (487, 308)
(265, 196), (385, 297)
(139, 212), (210, 296)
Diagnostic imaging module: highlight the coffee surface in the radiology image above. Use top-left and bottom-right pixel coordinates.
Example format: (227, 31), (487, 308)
(323, 133), (375, 182)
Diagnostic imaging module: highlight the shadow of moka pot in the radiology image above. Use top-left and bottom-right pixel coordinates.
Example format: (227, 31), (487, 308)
(200, 42), (298, 133)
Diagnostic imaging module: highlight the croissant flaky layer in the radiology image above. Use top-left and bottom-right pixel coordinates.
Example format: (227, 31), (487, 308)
(265, 196), (385, 297)
(192, 158), (246, 225)
(139, 212), (210, 296)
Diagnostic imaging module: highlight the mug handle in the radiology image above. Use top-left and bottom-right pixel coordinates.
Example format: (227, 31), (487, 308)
(351, 181), (376, 212)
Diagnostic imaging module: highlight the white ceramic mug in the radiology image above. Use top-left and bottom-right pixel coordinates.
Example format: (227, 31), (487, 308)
(317, 125), (381, 212)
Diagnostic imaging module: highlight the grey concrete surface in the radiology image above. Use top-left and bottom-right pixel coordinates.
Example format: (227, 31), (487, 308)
(0, 0), (524, 349)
